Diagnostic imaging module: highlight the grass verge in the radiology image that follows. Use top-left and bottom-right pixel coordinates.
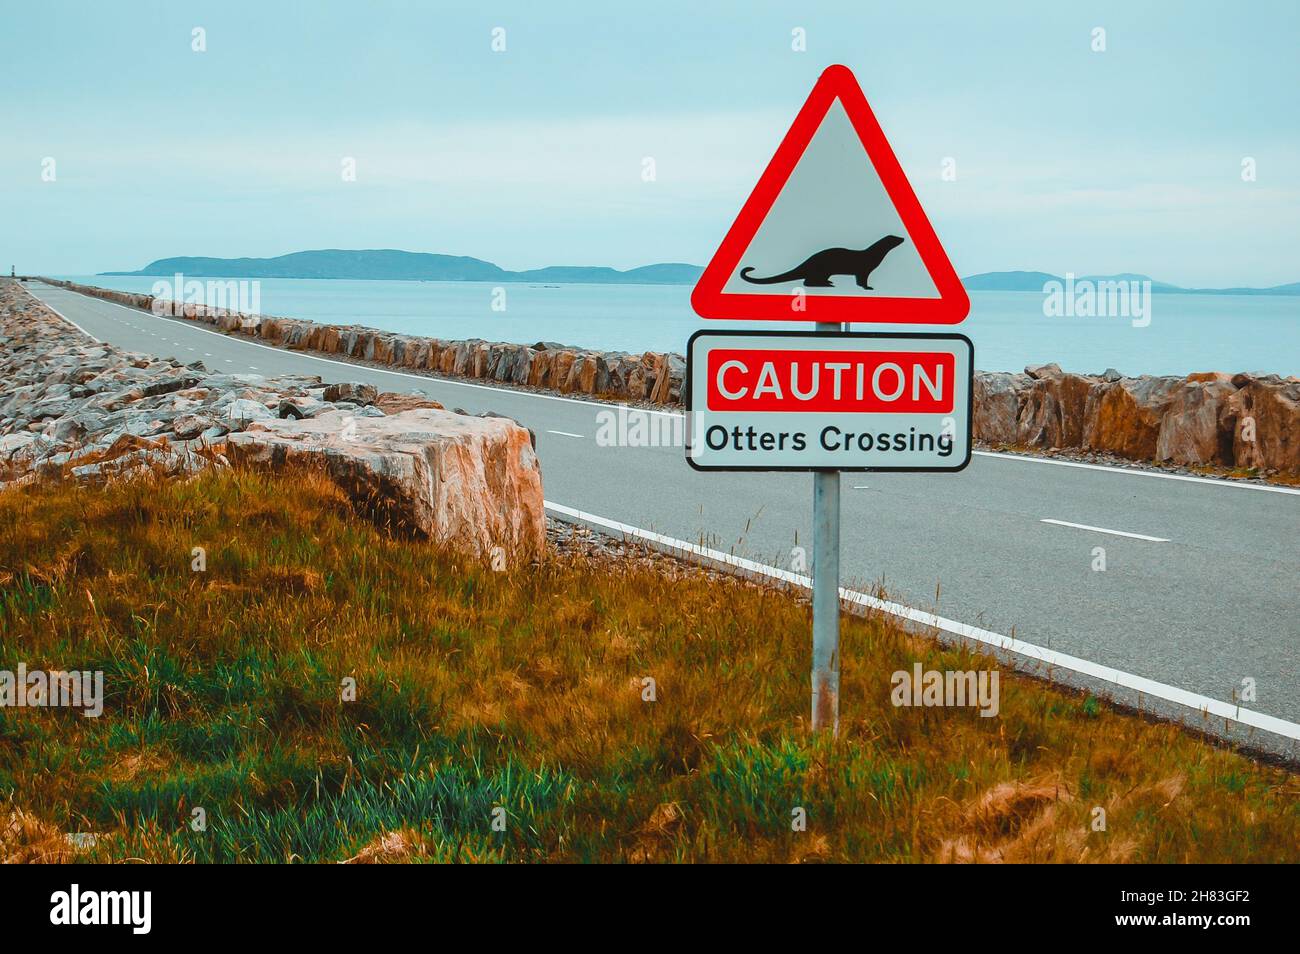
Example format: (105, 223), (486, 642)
(0, 467), (1295, 862)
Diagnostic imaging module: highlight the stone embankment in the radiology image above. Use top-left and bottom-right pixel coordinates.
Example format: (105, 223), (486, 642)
(0, 280), (545, 559)
(33, 278), (1300, 475)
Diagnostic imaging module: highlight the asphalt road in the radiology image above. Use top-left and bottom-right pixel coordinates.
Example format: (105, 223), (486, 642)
(23, 281), (1300, 751)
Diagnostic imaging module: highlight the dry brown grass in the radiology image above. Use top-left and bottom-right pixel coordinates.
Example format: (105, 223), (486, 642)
(0, 465), (1295, 863)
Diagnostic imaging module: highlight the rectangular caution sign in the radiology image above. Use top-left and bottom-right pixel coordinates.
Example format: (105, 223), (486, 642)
(685, 330), (973, 472)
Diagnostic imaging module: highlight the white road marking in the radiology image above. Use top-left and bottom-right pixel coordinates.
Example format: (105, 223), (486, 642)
(1040, 518), (1170, 542)
(34, 285), (1300, 498)
(974, 450), (1300, 496)
(546, 430), (584, 439)
(543, 500), (1300, 743)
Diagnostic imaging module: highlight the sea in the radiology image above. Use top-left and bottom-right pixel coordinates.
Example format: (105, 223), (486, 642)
(56, 275), (1300, 377)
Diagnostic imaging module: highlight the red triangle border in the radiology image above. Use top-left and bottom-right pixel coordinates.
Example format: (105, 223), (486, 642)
(690, 65), (970, 324)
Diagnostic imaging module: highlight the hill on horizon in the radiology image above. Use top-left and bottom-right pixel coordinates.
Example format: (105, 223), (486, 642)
(101, 249), (1300, 295)
(102, 249), (703, 285)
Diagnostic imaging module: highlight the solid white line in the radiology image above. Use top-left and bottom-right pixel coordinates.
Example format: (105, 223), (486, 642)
(36, 284), (1300, 498)
(26, 295), (100, 342)
(974, 450), (1300, 496)
(543, 500), (1300, 743)
(546, 430), (584, 439)
(1040, 518), (1170, 542)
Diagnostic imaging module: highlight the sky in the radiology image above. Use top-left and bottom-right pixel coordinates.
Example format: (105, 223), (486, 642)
(2, 0), (1298, 286)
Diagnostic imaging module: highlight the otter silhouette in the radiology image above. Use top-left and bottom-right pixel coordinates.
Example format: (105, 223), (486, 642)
(740, 235), (905, 289)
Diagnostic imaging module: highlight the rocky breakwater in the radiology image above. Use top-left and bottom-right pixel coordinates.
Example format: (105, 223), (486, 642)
(35, 279), (688, 406)
(33, 278), (1299, 477)
(974, 363), (1299, 475)
(0, 280), (545, 559)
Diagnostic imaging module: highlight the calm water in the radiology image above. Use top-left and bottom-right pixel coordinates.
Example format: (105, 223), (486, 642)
(59, 275), (1300, 377)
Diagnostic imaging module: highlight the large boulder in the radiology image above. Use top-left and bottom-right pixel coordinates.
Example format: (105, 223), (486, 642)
(649, 353), (685, 404)
(222, 409), (545, 559)
(1015, 365), (1098, 448)
(1154, 373), (1236, 466)
(1083, 376), (1182, 459)
(323, 382), (378, 405)
(972, 371), (1029, 444)
(1226, 376), (1300, 472)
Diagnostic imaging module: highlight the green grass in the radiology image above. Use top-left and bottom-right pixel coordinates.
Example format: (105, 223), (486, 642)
(0, 467), (1295, 863)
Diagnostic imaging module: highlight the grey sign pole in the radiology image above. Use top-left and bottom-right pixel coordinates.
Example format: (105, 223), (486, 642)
(810, 320), (842, 734)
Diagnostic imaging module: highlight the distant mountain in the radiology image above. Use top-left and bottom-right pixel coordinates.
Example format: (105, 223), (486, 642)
(102, 249), (703, 285)
(961, 271), (1060, 292)
(101, 251), (1298, 295)
(962, 270), (1300, 296)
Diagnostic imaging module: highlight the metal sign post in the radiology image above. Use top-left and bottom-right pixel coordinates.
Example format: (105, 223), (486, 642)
(811, 321), (843, 734)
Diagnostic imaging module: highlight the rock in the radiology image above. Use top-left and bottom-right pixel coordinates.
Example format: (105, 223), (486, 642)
(173, 413), (222, 440)
(277, 396), (330, 419)
(1024, 363), (1063, 381)
(0, 431), (40, 459)
(1154, 375), (1236, 466)
(323, 382), (378, 405)
(1015, 366), (1098, 448)
(477, 410), (536, 449)
(972, 372), (1029, 443)
(374, 392), (445, 414)
(222, 409), (545, 558)
(225, 398), (275, 424)
(649, 353), (685, 404)
(141, 373), (202, 397)
(1226, 378), (1300, 472)
(1083, 376), (1183, 459)
(41, 416), (90, 443)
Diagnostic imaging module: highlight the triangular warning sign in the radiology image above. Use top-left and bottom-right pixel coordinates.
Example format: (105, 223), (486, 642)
(691, 65), (969, 324)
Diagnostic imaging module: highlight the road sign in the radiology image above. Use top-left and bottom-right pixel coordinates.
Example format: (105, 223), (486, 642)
(686, 330), (973, 472)
(690, 64), (969, 324)
(688, 65), (971, 737)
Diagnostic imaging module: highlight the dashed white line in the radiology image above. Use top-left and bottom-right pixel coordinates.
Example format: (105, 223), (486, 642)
(1040, 518), (1170, 542)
